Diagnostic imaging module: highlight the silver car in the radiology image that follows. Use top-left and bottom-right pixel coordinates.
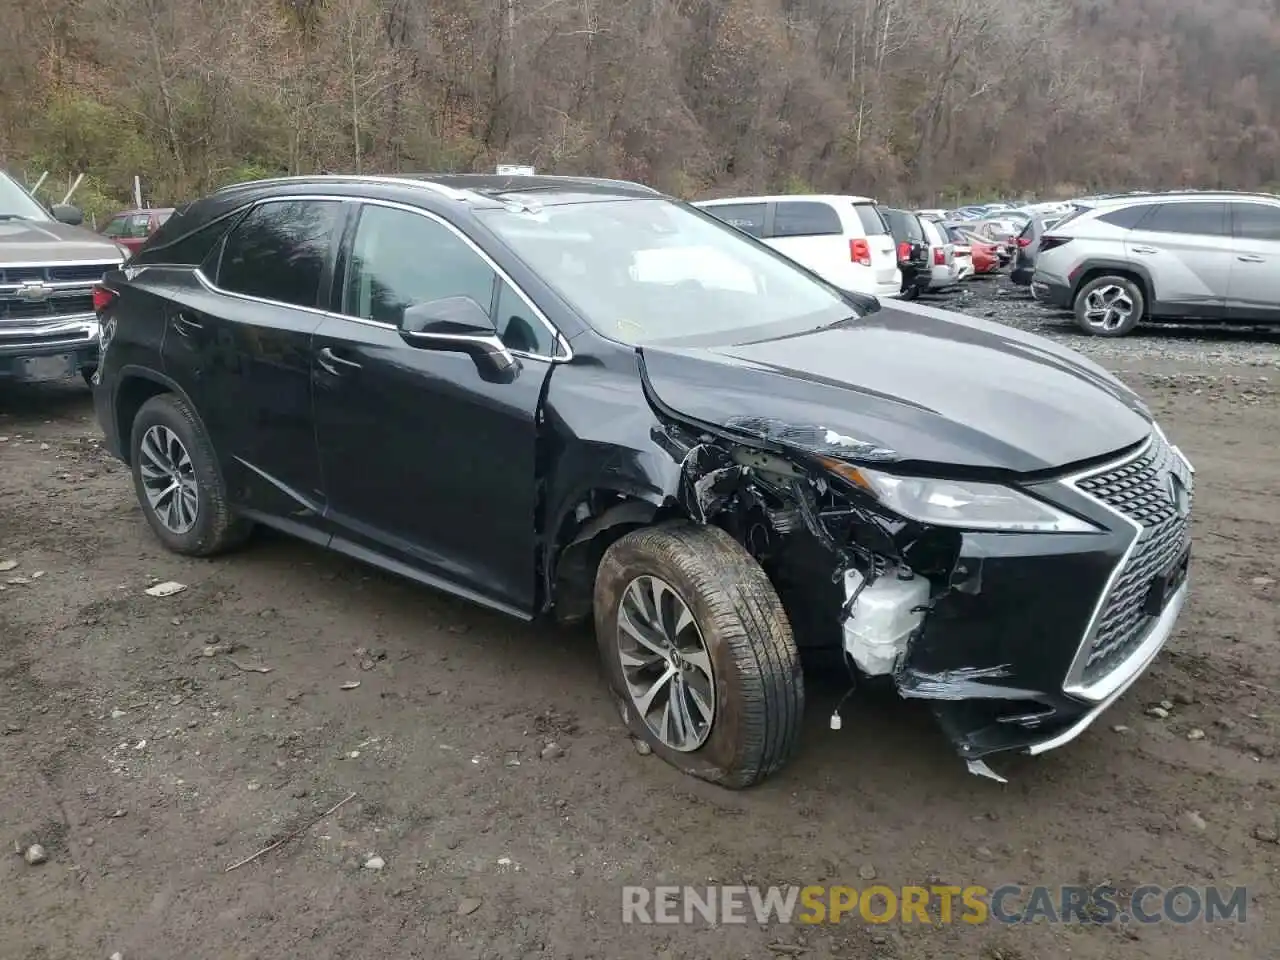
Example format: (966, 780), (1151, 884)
(1031, 191), (1280, 336)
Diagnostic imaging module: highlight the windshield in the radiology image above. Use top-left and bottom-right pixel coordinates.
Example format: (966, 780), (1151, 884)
(475, 198), (854, 346)
(0, 172), (52, 221)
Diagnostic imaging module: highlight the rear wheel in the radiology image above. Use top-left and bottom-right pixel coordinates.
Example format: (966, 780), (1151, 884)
(128, 393), (253, 556)
(1074, 275), (1144, 336)
(593, 523), (804, 788)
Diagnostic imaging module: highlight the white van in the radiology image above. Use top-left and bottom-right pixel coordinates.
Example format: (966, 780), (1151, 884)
(694, 195), (901, 299)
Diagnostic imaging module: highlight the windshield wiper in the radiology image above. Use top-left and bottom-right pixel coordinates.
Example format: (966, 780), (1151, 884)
(0, 214), (31, 221)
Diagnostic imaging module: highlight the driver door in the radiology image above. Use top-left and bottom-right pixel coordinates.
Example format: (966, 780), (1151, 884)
(311, 202), (558, 616)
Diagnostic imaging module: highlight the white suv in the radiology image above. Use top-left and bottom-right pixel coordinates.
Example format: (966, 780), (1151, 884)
(694, 195), (901, 299)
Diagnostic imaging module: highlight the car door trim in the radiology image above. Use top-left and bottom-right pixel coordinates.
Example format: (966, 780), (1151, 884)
(190, 194), (573, 363)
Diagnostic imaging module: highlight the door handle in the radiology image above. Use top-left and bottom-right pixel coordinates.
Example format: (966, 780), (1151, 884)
(317, 346), (362, 375)
(170, 314), (203, 336)
(1130, 246), (1158, 255)
(1237, 255), (1266, 263)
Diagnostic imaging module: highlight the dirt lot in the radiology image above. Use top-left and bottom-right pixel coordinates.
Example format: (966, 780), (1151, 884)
(2, 279), (1278, 959)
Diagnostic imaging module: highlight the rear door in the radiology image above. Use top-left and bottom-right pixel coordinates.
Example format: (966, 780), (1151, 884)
(849, 201), (899, 291)
(1227, 200), (1280, 322)
(1124, 201), (1230, 317)
(764, 200), (853, 285)
(198, 197), (344, 519)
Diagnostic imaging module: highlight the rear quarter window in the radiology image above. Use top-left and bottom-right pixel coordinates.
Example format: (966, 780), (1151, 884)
(131, 215), (240, 267)
(771, 201), (842, 238)
(1095, 205), (1156, 230)
(853, 202), (890, 235)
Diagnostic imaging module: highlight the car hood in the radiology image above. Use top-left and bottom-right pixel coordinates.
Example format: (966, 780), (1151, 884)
(0, 219), (123, 262)
(638, 298), (1152, 474)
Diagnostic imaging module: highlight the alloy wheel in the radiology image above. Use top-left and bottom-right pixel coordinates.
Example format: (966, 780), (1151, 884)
(1082, 284), (1134, 332)
(616, 575), (716, 752)
(138, 424), (199, 534)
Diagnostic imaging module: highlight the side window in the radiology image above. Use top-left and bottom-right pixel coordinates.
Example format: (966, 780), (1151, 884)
(1138, 202), (1228, 236)
(1232, 202), (1280, 241)
(771, 201), (842, 238)
(1097, 205), (1155, 229)
(703, 203), (765, 238)
(493, 280), (554, 355)
(127, 214), (153, 238)
(217, 200), (341, 308)
(102, 216), (129, 238)
(344, 204), (495, 327)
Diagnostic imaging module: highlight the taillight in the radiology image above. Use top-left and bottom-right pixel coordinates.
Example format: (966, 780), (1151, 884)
(92, 284), (117, 313)
(1016, 237), (1031, 248)
(849, 238), (872, 267)
(1039, 235), (1071, 253)
(897, 240), (910, 262)
(933, 247), (945, 266)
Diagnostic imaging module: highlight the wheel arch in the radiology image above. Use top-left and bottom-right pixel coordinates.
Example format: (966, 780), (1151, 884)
(547, 489), (683, 625)
(1070, 260), (1153, 317)
(112, 367), (199, 466)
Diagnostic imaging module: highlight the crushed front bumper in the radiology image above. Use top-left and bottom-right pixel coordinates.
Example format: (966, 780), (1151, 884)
(885, 430), (1194, 766)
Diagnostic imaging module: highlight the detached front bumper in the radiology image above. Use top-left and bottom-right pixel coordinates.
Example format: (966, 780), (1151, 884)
(0, 315), (100, 382)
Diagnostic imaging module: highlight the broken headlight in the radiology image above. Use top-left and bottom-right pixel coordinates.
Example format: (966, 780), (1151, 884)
(820, 462), (1099, 533)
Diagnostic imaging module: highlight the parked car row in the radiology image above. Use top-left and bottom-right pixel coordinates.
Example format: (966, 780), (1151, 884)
(695, 196), (1011, 300)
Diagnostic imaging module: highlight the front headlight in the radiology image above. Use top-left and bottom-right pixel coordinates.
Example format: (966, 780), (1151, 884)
(819, 460), (1099, 533)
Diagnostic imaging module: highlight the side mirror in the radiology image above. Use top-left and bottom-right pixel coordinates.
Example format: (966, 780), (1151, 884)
(50, 204), (84, 226)
(840, 289), (881, 314)
(400, 296), (518, 382)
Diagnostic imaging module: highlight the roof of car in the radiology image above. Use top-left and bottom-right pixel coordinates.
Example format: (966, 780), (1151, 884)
(209, 173), (663, 207)
(110, 207), (177, 217)
(696, 194), (877, 205)
(1080, 189), (1280, 208)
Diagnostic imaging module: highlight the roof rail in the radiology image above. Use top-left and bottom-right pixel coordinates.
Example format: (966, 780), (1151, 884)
(211, 174), (469, 200)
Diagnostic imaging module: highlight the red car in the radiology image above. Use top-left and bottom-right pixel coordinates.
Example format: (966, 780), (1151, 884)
(969, 238), (1000, 274)
(101, 207), (176, 253)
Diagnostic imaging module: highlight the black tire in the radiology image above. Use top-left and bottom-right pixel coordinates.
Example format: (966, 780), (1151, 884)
(593, 522), (803, 788)
(128, 393), (253, 556)
(1073, 275), (1144, 337)
(81, 366), (97, 388)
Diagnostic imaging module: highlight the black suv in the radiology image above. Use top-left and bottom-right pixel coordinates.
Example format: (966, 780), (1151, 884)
(92, 175), (1195, 786)
(881, 208), (930, 298)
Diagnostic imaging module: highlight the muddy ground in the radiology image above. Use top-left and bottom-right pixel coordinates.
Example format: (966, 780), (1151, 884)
(1, 277), (1277, 959)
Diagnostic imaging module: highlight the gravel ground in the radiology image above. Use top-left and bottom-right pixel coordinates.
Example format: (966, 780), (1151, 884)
(1, 281), (1278, 959)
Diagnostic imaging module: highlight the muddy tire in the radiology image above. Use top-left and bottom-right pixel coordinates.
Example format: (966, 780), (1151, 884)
(1074, 275), (1144, 337)
(594, 522), (803, 788)
(128, 393), (253, 556)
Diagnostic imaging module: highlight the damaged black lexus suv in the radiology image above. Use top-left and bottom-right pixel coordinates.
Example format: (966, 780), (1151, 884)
(91, 174), (1194, 787)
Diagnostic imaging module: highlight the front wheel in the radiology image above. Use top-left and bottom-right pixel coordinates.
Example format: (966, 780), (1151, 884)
(593, 523), (804, 788)
(1074, 275), (1144, 336)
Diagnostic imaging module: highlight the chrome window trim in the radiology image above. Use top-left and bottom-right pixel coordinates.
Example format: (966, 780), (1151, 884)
(1057, 424), (1194, 702)
(192, 194), (571, 363)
